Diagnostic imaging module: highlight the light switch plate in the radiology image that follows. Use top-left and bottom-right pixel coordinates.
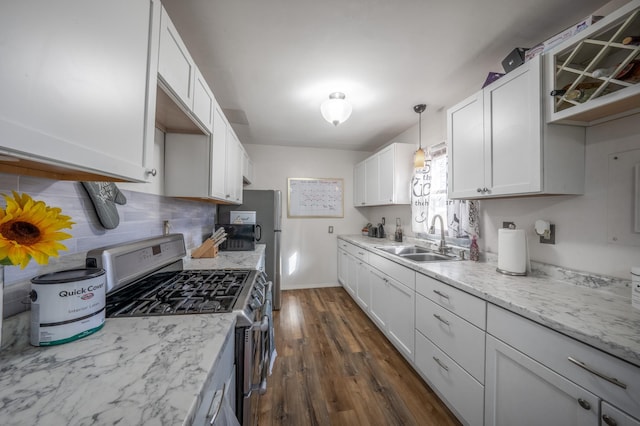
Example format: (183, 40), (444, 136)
(328, 226), (334, 234)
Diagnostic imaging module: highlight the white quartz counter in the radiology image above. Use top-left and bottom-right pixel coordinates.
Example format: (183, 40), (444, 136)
(0, 246), (266, 425)
(339, 235), (640, 368)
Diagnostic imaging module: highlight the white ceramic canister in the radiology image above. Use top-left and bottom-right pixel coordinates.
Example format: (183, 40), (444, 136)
(30, 268), (106, 346)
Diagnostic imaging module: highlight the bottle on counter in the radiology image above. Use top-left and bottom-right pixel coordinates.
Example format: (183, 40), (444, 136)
(470, 235), (480, 262)
(394, 218), (403, 242)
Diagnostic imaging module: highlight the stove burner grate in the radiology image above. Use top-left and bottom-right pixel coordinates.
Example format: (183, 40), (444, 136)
(106, 270), (251, 317)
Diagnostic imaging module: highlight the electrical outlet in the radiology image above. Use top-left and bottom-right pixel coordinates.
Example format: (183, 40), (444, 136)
(539, 224), (556, 244)
(502, 221), (515, 229)
(328, 226), (334, 234)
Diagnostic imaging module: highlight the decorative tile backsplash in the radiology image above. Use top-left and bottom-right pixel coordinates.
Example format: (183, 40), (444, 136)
(0, 173), (216, 317)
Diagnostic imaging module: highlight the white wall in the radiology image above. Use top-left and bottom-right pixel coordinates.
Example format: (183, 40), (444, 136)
(243, 144), (369, 289)
(481, 112), (640, 279)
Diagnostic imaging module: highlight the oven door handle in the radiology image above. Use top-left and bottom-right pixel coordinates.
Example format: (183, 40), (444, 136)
(251, 297), (271, 396)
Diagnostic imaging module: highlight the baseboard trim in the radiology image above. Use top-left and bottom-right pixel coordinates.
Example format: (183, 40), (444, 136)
(283, 282), (342, 290)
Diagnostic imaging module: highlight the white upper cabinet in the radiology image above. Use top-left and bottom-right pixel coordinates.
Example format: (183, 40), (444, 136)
(447, 55), (586, 199)
(354, 162), (366, 206)
(546, 0), (640, 126)
(0, 0), (160, 182)
(210, 105), (229, 200)
(158, 6), (195, 110)
(225, 128), (243, 204)
(192, 68), (215, 131)
(354, 143), (415, 206)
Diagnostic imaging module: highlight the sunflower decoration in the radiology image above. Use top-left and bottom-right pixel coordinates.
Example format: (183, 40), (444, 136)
(0, 191), (74, 269)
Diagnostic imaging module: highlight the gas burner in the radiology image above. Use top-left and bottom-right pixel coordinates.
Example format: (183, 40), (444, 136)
(106, 269), (253, 317)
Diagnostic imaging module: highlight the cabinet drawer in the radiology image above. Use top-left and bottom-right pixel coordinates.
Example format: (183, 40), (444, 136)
(602, 401), (640, 426)
(487, 304), (640, 419)
(416, 294), (485, 383)
(415, 331), (484, 426)
(416, 273), (486, 329)
(338, 240), (369, 263)
(369, 253), (415, 290)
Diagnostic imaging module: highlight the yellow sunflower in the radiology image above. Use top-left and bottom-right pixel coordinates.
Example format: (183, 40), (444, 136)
(0, 191), (74, 269)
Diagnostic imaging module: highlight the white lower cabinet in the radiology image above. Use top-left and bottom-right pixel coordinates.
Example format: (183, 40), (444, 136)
(415, 331), (485, 425)
(485, 334), (599, 426)
(368, 267), (388, 330)
(345, 253), (357, 297)
(355, 260), (371, 311)
(337, 249), (347, 286)
(385, 275), (415, 361)
(602, 402), (640, 426)
(486, 304), (640, 426)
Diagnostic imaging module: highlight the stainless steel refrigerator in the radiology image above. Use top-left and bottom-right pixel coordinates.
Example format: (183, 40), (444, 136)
(218, 190), (282, 309)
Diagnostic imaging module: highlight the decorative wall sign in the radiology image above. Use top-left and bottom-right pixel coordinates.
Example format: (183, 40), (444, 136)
(287, 178), (344, 218)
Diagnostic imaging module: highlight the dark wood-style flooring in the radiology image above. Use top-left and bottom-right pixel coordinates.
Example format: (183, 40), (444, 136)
(258, 287), (461, 426)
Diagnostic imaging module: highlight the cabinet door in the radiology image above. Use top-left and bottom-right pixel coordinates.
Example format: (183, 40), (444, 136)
(356, 260), (370, 310)
(211, 105), (228, 200)
(337, 249), (347, 286)
(158, 6), (195, 108)
(386, 276), (415, 361)
(602, 402), (640, 426)
(485, 335), (599, 426)
(354, 162), (366, 206)
(164, 133), (211, 197)
(0, 0), (158, 182)
(378, 145), (395, 204)
(447, 91), (485, 198)
(192, 69), (214, 131)
(365, 155), (379, 205)
(224, 129), (243, 204)
(369, 268), (388, 330)
(345, 254), (357, 297)
(485, 55), (542, 196)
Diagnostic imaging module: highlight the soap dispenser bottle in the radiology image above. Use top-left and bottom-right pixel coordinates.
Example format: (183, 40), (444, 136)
(470, 235), (479, 261)
(394, 218), (403, 242)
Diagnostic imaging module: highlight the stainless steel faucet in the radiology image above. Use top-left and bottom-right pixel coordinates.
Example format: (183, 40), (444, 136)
(429, 214), (448, 254)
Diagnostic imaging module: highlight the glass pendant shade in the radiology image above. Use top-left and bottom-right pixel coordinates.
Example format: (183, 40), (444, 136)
(414, 147), (426, 168)
(413, 103), (427, 169)
(321, 92), (352, 126)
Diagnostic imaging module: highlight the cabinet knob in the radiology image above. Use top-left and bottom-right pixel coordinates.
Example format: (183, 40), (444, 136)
(602, 415), (618, 426)
(146, 168), (157, 177)
(483, 187), (489, 193)
(477, 188), (483, 193)
(577, 398), (591, 410)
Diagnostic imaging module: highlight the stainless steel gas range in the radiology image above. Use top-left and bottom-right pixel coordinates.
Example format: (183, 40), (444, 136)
(86, 234), (274, 426)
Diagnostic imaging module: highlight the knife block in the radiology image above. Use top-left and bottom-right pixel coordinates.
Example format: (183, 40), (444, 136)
(191, 240), (219, 258)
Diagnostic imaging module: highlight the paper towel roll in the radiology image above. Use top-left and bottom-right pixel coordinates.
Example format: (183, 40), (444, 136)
(497, 229), (527, 276)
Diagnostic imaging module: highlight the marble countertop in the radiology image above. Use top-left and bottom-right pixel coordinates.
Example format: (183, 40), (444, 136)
(0, 246), (266, 425)
(339, 235), (640, 368)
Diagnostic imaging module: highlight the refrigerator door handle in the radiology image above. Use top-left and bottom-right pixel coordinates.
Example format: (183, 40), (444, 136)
(255, 224), (262, 241)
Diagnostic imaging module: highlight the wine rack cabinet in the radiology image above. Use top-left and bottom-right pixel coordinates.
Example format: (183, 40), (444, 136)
(546, 0), (640, 125)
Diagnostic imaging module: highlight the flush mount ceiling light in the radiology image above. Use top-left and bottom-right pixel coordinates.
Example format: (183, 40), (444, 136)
(413, 104), (427, 168)
(320, 92), (352, 126)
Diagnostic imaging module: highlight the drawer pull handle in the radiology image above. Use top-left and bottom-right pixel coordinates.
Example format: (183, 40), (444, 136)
(358, 251), (365, 255)
(433, 314), (450, 326)
(602, 415), (618, 426)
(567, 356), (627, 389)
(433, 357), (449, 371)
(577, 398), (591, 410)
(433, 289), (449, 299)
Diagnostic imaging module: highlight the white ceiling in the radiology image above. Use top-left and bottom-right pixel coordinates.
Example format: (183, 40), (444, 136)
(161, 0), (612, 151)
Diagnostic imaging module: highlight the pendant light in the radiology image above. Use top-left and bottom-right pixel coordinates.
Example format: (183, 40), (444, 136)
(413, 104), (427, 168)
(321, 92), (352, 126)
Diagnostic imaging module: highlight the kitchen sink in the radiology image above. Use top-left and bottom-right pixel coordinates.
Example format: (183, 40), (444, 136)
(375, 245), (460, 262)
(375, 245), (432, 255)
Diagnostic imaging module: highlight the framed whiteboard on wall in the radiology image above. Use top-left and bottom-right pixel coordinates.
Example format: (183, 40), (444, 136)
(287, 178), (344, 218)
